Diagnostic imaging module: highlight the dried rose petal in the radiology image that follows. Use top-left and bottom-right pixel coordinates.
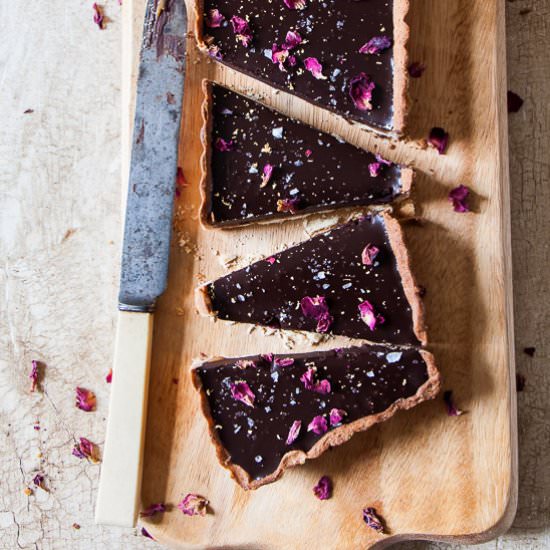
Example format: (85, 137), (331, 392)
(260, 163), (274, 188)
(274, 357), (295, 368)
(329, 408), (346, 426)
(407, 62), (426, 78)
(304, 57), (327, 80)
(300, 295), (333, 333)
(140, 503), (166, 518)
(230, 380), (255, 407)
(349, 73), (376, 111)
(428, 127), (449, 154)
(358, 300), (385, 331)
(72, 437), (101, 463)
(361, 243), (380, 266)
(208, 44), (224, 60)
(286, 420), (302, 445)
(271, 43), (290, 71)
(283, 30), (302, 50)
(283, 0), (306, 9)
(178, 493), (209, 516)
(507, 91), (524, 113)
(261, 353), (274, 363)
(92, 3), (105, 29)
(277, 197), (301, 214)
(516, 373), (526, 392)
(266, 257), (276, 265)
(33, 473), (45, 489)
(215, 137), (234, 152)
(305, 149), (312, 158)
(230, 16), (252, 47)
(205, 8), (225, 28)
(299, 368), (331, 394)
(448, 184), (470, 213)
(375, 154), (391, 166)
(307, 415), (328, 435)
(359, 36), (392, 55)
(141, 527), (154, 539)
(29, 360), (39, 393)
(313, 476), (332, 500)
(363, 507), (385, 532)
(443, 390), (464, 416)
(75, 387), (96, 412)
(105, 368), (112, 384)
(368, 162), (382, 177)
(235, 359), (256, 369)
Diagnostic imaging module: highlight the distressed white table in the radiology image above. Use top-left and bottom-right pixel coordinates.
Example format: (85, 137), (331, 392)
(0, 1), (548, 548)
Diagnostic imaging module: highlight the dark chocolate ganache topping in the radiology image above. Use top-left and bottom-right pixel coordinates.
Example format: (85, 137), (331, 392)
(203, 0), (393, 129)
(195, 346), (430, 480)
(206, 215), (419, 345)
(202, 0), (396, 130)
(208, 85), (405, 226)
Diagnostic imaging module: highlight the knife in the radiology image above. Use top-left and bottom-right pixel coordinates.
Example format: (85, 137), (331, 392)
(95, 0), (187, 527)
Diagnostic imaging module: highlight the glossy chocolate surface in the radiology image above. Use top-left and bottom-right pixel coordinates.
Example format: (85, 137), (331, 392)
(195, 345), (430, 480)
(202, 0), (395, 130)
(207, 85), (405, 225)
(206, 215), (419, 345)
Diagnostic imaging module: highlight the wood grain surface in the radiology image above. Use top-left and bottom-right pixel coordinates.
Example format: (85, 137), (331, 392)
(133, 0), (516, 547)
(1, 0), (549, 549)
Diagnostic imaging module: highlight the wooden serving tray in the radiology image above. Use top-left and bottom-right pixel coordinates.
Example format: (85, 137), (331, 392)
(124, 1), (517, 547)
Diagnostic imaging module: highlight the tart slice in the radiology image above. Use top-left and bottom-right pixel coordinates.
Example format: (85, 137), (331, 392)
(196, 213), (426, 346)
(200, 82), (413, 227)
(192, 345), (440, 489)
(196, 0), (409, 135)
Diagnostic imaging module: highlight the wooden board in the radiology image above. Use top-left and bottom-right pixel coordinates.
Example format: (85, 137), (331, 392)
(126, 1), (518, 547)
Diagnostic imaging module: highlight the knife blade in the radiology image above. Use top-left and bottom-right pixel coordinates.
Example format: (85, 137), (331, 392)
(95, 0), (187, 527)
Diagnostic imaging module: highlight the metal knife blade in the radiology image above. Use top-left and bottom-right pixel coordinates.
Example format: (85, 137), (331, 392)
(119, 0), (187, 312)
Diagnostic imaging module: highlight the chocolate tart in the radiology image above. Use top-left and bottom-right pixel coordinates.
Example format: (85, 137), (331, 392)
(196, 212), (426, 346)
(200, 82), (413, 228)
(192, 345), (440, 489)
(195, 0), (410, 135)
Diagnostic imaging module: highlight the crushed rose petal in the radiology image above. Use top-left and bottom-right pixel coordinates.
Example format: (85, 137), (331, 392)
(215, 137), (234, 152)
(230, 16), (252, 47)
(277, 197), (301, 214)
(329, 408), (346, 426)
(375, 154), (392, 166)
(443, 390), (464, 416)
(205, 8), (225, 28)
(363, 507), (385, 532)
(304, 57), (327, 80)
(271, 43), (290, 71)
(75, 387), (96, 412)
(359, 36), (392, 55)
(33, 473), (45, 489)
(448, 184), (470, 213)
(307, 415), (328, 435)
(92, 3), (105, 29)
(349, 73), (376, 111)
(361, 243), (380, 266)
(300, 295), (333, 333)
(105, 368), (112, 384)
(286, 419), (302, 445)
(283, 30), (302, 49)
(178, 493), (209, 516)
(300, 367), (331, 394)
(208, 44), (223, 60)
(260, 163), (274, 188)
(266, 256), (276, 265)
(283, 0), (306, 9)
(313, 475), (332, 500)
(140, 503), (166, 518)
(507, 91), (524, 113)
(428, 127), (449, 154)
(368, 162), (382, 177)
(141, 527), (154, 539)
(274, 357), (295, 368)
(407, 62), (426, 78)
(305, 149), (312, 158)
(235, 359), (256, 369)
(358, 300), (385, 331)
(72, 437), (101, 463)
(230, 380), (255, 407)
(29, 360), (39, 393)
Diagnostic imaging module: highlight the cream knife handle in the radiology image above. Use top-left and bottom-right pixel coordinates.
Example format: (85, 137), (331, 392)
(95, 310), (153, 527)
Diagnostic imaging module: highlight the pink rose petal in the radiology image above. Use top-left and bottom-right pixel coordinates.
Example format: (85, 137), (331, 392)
(215, 137), (234, 151)
(230, 380), (255, 407)
(277, 197), (301, 214)
(105, 368), (112, 384)
(283, 0), (306, 9)
(266, 256), (276, 265)
(92, 3), (105, 29)
(208, 44), (224, 60)
(140, 503), (166, 518)
(72, 437), (101, 463)
(428, 127), (449, 154)
(368, 162), (382, 177)
(300, 367), (331, 394)
(283, 30), (302, 50)
(361, 243), (380, 266)
(307, 415), (328, 435)
(359, 36), (392, 55)
(205, 8), (225, 28)
(448, 184), (470, 213)
(300, 295), (333, 333)
(178, 493), (209, 516)
(363, 507), (385, 532)
(29, 360), (39, 393)
(304, 57), (327, 80)
(260, 163), (274, 188)
(358, 300), (385, 331)
(75, 387), (96, 412)
(286, 420), (302, 445)
(313, 475), (332, 500)
(230, 16), (252, 47)
(271, 43), (290, 71)
(141, 527), (154, 539)
(329, 408), (346, 426)
(349, 73), (376, 111)
(274, 357), (295, 368)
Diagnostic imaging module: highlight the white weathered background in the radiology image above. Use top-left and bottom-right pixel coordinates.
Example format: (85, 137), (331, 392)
(0, 0), (548, 548)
